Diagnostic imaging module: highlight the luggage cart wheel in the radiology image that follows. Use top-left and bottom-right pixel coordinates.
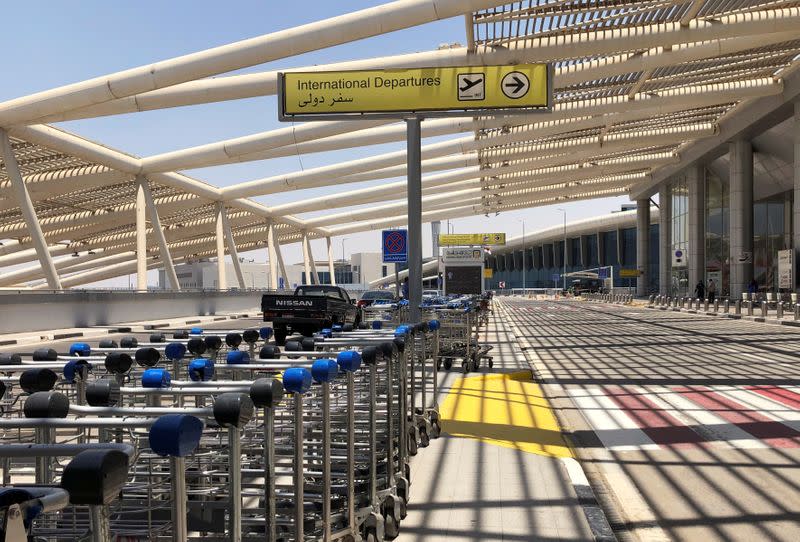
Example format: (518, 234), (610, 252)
(407, 434), (418, 456)
(383, 513), (400, 540)
(419, 426), (430, 448)
(430, 420), (441, 439)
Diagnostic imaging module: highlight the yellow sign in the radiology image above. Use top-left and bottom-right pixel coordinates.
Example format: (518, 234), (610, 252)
(483, 268), (493, 279)
(619, 269), (641, 278)
(439, 233), (506, 246)
(280, 64), (549, 118)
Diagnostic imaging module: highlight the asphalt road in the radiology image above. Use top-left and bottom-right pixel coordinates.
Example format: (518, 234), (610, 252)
(501, 298), (800, 542)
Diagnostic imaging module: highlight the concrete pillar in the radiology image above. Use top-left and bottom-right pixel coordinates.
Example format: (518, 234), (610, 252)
(580, 236), (588, 268)
(431, 221), (441, 259)
(597, 232), (606, 267)
(687, 164), (706, 292)
(136, 181), (148, 290)
(138, 176), (180, 291)
(326, 237), (336, 285)
(659, 183), (672, 295)
(729, 140), (754, 299)
(794, 102), (800, 290)
(302, 232), (312, 285)
(275, 240), (289, 289)
(541, 245), (550, 269)
(219, 205), (245, 289)
(0, 130), (62, 290)
(267, 223), (278, 290)
(306, 237), (320, 285)
(215, 202), (227, 290)
(565, 239), (573, 268)
(636, 200), (650, 296)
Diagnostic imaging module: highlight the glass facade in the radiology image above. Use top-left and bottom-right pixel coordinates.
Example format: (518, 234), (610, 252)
(753, 196), (791, 290)
(489, 224), (659, 291)
(602, 231), (618, 267)
(705, 168), (729, 295)
(670, 177), (689, 297)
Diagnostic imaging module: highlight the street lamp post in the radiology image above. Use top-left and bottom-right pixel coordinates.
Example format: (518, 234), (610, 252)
(520, 219), (526, 293)
(558, 209), (567, 291)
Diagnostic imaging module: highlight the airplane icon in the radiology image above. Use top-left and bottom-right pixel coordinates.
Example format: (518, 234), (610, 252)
(457, 73), (485, 100)
(459, 78), (481, 92)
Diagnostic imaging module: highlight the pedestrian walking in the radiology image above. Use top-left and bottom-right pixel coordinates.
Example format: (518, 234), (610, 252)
(707, 279), (716, 303)
(401, 277), (409, 299)
(694, 280), (705, 300)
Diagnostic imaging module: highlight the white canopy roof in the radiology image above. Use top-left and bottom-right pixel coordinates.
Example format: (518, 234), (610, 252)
(1, 0), (799, 288)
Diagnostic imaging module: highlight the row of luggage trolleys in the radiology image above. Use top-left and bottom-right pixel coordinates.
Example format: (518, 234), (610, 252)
(360, 296), (494, 374)
(0, 318), (443, 541)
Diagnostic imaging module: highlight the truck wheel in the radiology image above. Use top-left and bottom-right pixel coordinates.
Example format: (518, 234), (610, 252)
(274, 329), (287, 346)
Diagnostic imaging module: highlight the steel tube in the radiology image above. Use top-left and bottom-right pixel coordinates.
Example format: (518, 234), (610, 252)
(407, 117), (423, 321)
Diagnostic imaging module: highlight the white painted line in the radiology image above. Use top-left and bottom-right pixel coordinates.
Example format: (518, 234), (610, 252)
(568, 387), (660, 451)
(716, 386), (800, 433)
(641, 385), (769, 449)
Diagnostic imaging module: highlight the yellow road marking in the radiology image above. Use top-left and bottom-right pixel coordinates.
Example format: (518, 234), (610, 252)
(439, 371), (573, 458)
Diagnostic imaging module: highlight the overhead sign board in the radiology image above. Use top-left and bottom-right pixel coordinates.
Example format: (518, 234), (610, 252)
(442, 248), (484, 264)
(382, 230), (407, 263)
(619, 269), (641, 278)
(439, 233), (506, 246)
(279, 64), (551, 120)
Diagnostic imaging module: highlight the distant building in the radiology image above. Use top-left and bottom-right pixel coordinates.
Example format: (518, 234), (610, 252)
(161, 252), (396, 290)
(158, 260), (269, 290)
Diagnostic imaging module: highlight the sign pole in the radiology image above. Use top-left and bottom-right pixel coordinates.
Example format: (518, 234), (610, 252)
(407, 117), (423, 321)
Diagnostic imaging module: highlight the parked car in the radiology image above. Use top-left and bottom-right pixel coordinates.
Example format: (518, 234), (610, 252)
(357, 289), (397, 308)
(262, 285), (360, 345)
(422, 289), (442, 300)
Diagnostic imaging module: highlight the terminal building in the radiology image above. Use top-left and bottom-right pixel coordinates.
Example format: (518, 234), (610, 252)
(490, 110), (800, 300)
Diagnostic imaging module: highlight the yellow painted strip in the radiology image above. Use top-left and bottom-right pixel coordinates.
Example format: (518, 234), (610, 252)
(439, 371), (573, 458)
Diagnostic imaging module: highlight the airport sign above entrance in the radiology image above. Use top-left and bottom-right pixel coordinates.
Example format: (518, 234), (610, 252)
(279, 64), (551, 120)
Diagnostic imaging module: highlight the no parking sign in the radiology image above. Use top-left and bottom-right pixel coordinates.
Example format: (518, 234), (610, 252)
(382, 230), (407, 263)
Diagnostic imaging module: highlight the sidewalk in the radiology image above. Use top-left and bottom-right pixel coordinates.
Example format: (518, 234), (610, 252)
(0, 307), (260, 347)
(396, 311), (599, 541)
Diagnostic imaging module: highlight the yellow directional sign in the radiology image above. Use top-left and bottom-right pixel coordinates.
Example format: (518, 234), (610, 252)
(280, 64), (550, 119)
(619, 269), (641, 278)
(439, 233), (506, 246)
(483, 268), (494, 279)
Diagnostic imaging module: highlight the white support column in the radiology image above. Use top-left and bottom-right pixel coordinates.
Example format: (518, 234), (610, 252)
(138, 176), (180, 291)
(687, 164), (706, 293)
(636, 199), (650, 297)
(219, 204), (245, 288)
(267, 223), (279, 290)
(326, 237), (336, 286)
(0, 129), (61, 290)
(302, 232), (312, 285)
(135, 180), (148, 291)
(306, 237), (320, 285)
(729, 139), (754, 299)
(215, 202), (227, 290)
(275, 239), (289, 289)
(659, 183), (672, 295)
(794, 102), (800, 291)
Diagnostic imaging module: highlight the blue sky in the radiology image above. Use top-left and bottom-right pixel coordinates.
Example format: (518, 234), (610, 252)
(1, 1), (629, 284)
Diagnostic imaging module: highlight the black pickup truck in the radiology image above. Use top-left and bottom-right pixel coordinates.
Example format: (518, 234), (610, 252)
(262, 285), (360, 345)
